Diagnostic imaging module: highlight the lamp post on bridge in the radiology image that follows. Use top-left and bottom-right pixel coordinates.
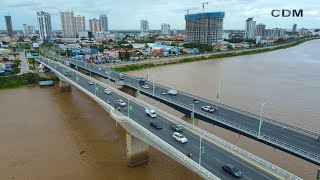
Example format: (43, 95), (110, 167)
(199, 134), (205, 166)
(189, 103), (195, 127)
(258, 100), (267, 139)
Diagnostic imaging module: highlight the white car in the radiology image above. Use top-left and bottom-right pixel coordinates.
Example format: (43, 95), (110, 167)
(173, 132), (187, 143)
(104, 89), (111, 95)
(143, 85), (150, 89)
(161, 91), (166, 95)
(98, 67), (102, 71)
(88, 81), (94, 85)
(118, 100), (126, 107)
(202, 106), (216, 113)
(105, 71), (109, 74)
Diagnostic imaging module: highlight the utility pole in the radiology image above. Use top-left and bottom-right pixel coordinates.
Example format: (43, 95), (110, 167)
(258, 100), (267, 139)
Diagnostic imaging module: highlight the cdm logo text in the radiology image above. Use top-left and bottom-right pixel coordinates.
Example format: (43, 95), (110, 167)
(271, 9), (303, 17)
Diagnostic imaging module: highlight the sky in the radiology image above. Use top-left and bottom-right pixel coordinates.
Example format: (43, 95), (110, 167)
(0, 0), (319, 31)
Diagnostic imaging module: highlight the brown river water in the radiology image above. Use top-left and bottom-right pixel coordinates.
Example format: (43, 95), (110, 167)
(1, 39), (320, 179)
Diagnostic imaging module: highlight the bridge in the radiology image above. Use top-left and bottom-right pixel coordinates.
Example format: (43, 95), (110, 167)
(42, 50), (320, 166)
(35, 56), (302, 180)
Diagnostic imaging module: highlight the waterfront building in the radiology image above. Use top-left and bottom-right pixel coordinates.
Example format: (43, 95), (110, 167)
(37, 11), (52, 40)
(185, 12), (225, 44)
(245, 17), (256, 39)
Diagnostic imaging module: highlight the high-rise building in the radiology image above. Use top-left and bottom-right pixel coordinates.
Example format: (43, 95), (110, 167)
(265, 28), (285, 39)
(292, 24), (297, 32)
(23, 24), (35, 36)
(255, 23), (265, 38)
(37, 11), (52, 40)
(245, 17), (256, 39)
(60, 11), (76, 38)
(173, 29), (177, 35)
(89, 18), (101, 34)
(4, 16), (13, 36)
(299, 28), (306, 36)
(140, 20), (149, 36)
(185, 12), (225, 45)
(161, 23), (170, 35)
(99, 14), (108, 32)
(74, 15), (86, 36)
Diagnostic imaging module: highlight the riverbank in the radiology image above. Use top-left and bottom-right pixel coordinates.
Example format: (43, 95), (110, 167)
(115, 38), (319, 72)
(0, 73), (38, 90)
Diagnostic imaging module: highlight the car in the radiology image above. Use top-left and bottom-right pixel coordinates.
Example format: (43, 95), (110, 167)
(161, 91), (166, 95)
(202, 106), (216, 113)
(88, 81), (94, 85)
(194, 99), (199, 104)
(222, 163), (242, 178)
(150, 121), (162, 129)
(98, 67), (102, 71)
(105, 71), (109, 74)
(145, 107), (157, 118)
(170, 123), (183, 132)
(119, 76), (124, 80)
(173, 132), (187, 143)
(117, 100), (126, 107)
(142, 85), (149, 89)
(168, 89), (178, 95)
(104, 89), (111, 95)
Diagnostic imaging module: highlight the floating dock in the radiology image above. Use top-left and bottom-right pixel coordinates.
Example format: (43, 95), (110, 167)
(39, 80), (54, 87)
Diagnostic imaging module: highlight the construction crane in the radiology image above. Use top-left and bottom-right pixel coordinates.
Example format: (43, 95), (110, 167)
(201, 2), (209, 30)
(185, 8), (197, 41)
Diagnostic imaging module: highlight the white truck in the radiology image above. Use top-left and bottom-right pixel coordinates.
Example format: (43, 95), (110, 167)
(145, 107), (157, 118)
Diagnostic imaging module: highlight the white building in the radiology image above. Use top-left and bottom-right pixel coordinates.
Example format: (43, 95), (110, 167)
(23, 24), (35, 36)
(173, 29), (177, 35)
(60, 11), (76, 38)
(140, 20), (149, 36)
(255, 23), (265, 38)
(37, 11), (52, 40)
(74, 15), (86, 36)
(79, 31), (89, 38)
(161, 23), (170, 35)
(89, 18), (101, 34)
(245, 17), (256, 39)
(100, 14), (108, 32)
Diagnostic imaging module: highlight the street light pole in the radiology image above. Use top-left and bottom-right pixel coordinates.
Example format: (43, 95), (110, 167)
(258, 100), (267, 139)
(199, 134), (204, 165)
(153, 71), (155, 95)
(189, 103), (195, 126)
(127, 98), (130, 117)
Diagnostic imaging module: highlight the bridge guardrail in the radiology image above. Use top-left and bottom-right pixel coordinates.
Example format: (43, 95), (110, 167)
(39, 56), (302, 180)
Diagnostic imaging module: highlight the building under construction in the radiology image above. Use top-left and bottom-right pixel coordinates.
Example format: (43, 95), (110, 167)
(185, 12), (225, 45)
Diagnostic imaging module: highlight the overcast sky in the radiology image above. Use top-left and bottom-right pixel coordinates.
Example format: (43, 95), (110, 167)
(0, 0), (319, 31)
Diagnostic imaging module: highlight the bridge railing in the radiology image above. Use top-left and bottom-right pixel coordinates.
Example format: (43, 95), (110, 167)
(38, 56), (302, 180)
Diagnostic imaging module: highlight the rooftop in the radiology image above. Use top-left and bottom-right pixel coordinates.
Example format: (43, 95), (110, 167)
(185, 12), (225, 20)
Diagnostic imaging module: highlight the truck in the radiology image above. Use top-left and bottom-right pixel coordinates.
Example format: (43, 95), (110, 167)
(139, 78), (146, 85)
(145, 107), (157, 118)
(168, 89), (178, 96)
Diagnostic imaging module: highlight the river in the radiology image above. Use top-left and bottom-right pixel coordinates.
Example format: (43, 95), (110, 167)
(1, 39), (319, 179)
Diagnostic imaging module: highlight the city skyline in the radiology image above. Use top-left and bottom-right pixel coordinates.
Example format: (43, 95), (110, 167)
(0, 0), (319, 31)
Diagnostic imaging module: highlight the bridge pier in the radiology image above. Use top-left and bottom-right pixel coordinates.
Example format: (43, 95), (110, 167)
(126, 133), (149, 167)
(59, 81), (71, 92)
(120, 87), (138, 97)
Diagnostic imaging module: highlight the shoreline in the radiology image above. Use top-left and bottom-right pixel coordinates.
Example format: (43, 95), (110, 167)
(115, 38), (319, 72)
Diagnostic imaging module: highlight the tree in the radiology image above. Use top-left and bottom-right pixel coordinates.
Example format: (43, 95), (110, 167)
(108, 39), (114, 42)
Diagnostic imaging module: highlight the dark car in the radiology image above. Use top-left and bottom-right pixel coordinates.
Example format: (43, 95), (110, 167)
(222, 163), (242, 178)
(170, 123), (183, 132)
(150, 121), (162, 129)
